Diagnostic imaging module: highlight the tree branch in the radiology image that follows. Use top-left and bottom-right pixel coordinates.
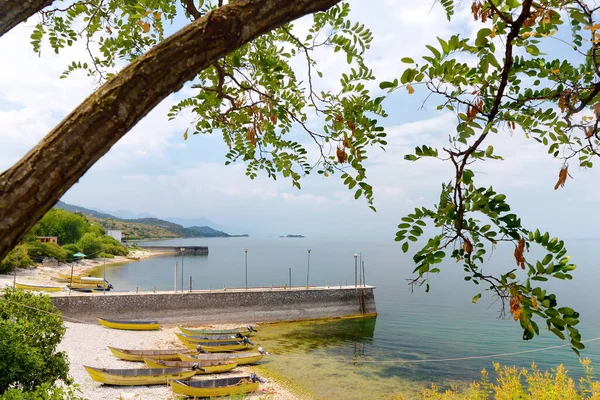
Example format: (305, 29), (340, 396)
(0, 0), (54, 37)
(0, 0), (342, 260)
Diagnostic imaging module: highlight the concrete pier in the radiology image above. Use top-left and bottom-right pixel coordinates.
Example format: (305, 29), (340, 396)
(138, 245), (208, 255)
(51, 286), (377, 325)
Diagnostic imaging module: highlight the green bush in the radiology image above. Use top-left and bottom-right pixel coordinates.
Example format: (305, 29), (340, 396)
(0, 382), (83, 400)
(0, 246), (32, 273)
(88, 224), (106, 236)
(0, 288), (70, 393)
(25, 242), (67, 262)
(101, 236), (128, 256)
(77, 233), (102, 258)
(97, 252), (115, 259)
(62, 244), (81, 260)
(30, 209), (90, 245)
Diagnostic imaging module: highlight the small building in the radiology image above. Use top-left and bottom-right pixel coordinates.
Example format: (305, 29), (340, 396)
(106, 230), (123, 243)
(37, 236), (58, 244)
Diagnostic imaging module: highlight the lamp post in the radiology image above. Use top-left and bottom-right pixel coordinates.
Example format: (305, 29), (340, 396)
(354, 254), (358, 287)
(244, 249), (248, 290)
(180, 248), (185, 291)
(306, 249), (311, 288)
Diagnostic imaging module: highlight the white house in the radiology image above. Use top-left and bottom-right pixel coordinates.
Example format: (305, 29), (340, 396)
(106, 230), (123, 243)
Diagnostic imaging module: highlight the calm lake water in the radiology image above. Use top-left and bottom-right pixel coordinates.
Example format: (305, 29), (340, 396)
(95, 237), (600, 398)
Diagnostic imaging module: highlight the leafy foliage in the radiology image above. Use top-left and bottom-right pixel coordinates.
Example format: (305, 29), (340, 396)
(0, 245), (33, 273)
(77, 232), (103, 258)
(34, 0), (388, 209)
(30, 209), (90, 245)
(0, 382), (84, 400)
(377, 0), (600, 353)
(414, 358), (600, 400)
(25, 241), (68, 262)
(0, 288), (71, 393)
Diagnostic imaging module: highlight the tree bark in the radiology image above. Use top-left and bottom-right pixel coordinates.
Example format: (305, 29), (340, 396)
(0, 0), (340, 259)
(0, 0), (54, 37)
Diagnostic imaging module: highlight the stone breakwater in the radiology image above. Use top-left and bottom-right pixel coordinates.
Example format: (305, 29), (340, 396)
(138, 245), (209, 255)
(51, 286), (377, 324)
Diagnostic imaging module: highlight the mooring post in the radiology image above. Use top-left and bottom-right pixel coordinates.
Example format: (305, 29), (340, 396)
(153, 286), (156, 293)
(289, 267), (292, 288)
(189, 276), (192, 292)
(136, 286), (139, 293)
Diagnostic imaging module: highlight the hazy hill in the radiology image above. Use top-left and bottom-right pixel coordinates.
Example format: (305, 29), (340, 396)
(54, 201), (240, 240)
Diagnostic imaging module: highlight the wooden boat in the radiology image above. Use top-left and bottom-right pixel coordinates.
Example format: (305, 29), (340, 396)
(175, 332), (242, 343)
(84, 366), (195, 386)
(97, 318), (159, 331)
(15, 283), (61, 292)
(179, 325), (257, 336)
(108, 346), (195, 361)
(68, 287), (95, 293)
(169, 374), (262, 397)
(54, 274), (101, 283)
(178, 351), (265, 365)
(51, 276), (74, 283)
(143, 358), (237, 374)
(181, 340), (253, 352)
(68, 282), (110, 289)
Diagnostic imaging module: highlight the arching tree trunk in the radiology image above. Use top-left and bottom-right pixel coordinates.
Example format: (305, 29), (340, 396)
(0, 0), (54, 37)
(0, 0), (340, 259)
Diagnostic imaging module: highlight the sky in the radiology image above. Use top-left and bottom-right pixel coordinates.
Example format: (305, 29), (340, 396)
(1, 1), (599, 239)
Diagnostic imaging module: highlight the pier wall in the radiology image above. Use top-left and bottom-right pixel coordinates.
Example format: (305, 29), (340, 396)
(138, 245), (208, 255)
(51, 286), (376, 325)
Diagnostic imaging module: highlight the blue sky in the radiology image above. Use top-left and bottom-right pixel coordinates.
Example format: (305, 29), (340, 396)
(1, 1), (599, 239)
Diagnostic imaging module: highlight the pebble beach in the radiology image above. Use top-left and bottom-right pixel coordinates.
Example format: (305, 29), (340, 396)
(58, 322), (299, 400)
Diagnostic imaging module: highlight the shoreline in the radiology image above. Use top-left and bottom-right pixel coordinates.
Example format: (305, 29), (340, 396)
(0, 249), (171, 290)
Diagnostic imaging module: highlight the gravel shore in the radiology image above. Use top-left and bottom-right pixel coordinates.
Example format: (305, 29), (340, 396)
(58, 321), (299, 400)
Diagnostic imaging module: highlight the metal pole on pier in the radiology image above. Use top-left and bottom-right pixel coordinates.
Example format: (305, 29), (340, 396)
(180, 248), (185, 291)
(289, 267), (292, 288)
(354, 254), (358, 287)
(174, 262), (178, 292)
(362, 261), (366, 287)
(189, 276), (192, 292)
(244, 249), (248, 290)
(306, 249), (311, 288)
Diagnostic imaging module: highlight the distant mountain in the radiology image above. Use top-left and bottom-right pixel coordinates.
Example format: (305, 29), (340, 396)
(55, 200), (117, 220)
(54, 201), (241, 240)
(186, 226), (230, 237)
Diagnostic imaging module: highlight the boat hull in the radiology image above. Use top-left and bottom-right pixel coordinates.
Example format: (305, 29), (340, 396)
(84, 366), (195, 386)
(98, 318), (160, 331)
(175, 332), (241, 343)
(169, 378), (259, 397)
(143, 358), (237, 374)
(15, 283), (61, 292)
(108, 346), (193, 361)
(178, 352), (264, 365)
(179, 327), (254, 336)
(181, 341), (252, 352)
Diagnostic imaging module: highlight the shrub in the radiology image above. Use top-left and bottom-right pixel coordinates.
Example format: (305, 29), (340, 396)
(77, 233), (102, 258)
(101, 236), (128, 256)
(25, 242), (67, 262)
(30, 209), (89, 245)
(0, 382), (83, 400)
(419, 359), (600, 399)
(88, 224), (106, 236)
(62, 243), (81, 260)
(0, 288), (70, 393)
(0, 246), (32, 273)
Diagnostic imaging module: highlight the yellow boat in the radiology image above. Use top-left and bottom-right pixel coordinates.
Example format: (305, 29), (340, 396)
(169, 375), (262, 397)
(84, 366), (195, 386)
(179, 325), (257, 336)
(178, 350), (265, 365)
(107, 346), (195, 361)
(181, 341), (253, 352)
(68, 282), (110, 289)
(97, 318), (160, 331)
(15, 283), (62, 292)
(55, 274), (100, 283)
(175, 332), (242, 343)
(143, 358), (237, 374)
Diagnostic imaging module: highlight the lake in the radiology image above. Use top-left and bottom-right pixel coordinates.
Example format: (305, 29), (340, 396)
(96, 237), (600, 398)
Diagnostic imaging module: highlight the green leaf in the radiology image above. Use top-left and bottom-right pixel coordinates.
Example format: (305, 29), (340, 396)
(472, 293), (482, 304)
(401, 57), (414, 64)
(402, 242), (409, 253)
